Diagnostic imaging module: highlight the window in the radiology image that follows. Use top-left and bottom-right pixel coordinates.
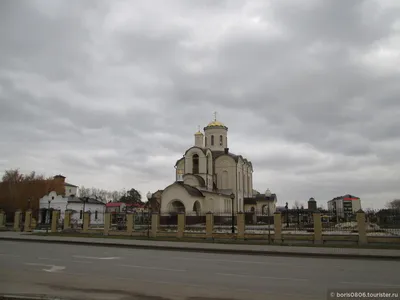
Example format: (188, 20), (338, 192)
(206, 155), (209, 174)
(238, 172), (241, 190)
(205, 137), (207, 146)
(211, 135), (214, 146)
(192, 154), (199, 174)
(95, 210), (98, 220)
(79, 210), (83, 219)
(219, 135), (223, 146)
(69, 189), (71, 193)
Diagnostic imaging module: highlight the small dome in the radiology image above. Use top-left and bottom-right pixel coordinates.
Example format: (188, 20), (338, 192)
(206, 120), (225, 127)
(265, 189), (272, 196)
(195, 131), (203, 135)
(309, 197), (316, 202)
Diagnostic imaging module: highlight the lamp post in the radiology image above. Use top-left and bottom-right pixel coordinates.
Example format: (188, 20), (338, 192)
(82, 197), (88, 229)
(285, 202), (289, 228)
(230, 193), (235, 233)
(46, 198), (51, 234)
(146, 192), (152, 238)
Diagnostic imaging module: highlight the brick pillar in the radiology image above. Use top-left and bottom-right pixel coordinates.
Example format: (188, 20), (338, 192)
(0, 210), (5, 229)
(51, 210), (60, 233)
(273, 212), (282, 244)
(24, 210), (33, 232)
(83, 212), (90, 233)
(313, 212), (322, 244)
(206, 212), (213, 239)
(151, 213), (159, 238)
(126, 214), (134, 235)
(237, 212), (245, 239)
(64, 210), (72, 230)
(356, 210), (367, 245)
(14, 210), (21, 231)
(104, 212), (111, 235)
(177, 212), (185, 239)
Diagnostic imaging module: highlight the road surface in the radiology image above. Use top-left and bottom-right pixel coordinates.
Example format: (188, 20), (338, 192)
(0, 240), (399, 300)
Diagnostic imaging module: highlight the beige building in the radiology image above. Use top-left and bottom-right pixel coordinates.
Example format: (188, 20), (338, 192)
(160, 116), (277, 214)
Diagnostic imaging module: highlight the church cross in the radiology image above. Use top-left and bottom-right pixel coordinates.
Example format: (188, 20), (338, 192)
(197, 125), (200, 132)
(213, 111), (217, 121)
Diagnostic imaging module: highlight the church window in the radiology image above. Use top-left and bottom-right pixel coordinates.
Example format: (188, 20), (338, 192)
(219, 135), (223, 146)
(206, 155), (209, 174)
(192, 154), (199, 174)
(211, 135), (214, 146)
(205, 137), (207, 146)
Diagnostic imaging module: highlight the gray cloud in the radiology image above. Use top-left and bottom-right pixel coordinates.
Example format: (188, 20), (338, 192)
(1, 0), (399, 208)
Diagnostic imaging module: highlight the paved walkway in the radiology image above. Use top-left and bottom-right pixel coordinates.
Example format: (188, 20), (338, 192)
(0, 231), (399, 259)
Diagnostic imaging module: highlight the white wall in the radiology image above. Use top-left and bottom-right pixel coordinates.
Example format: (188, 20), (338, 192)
(69, 202), (105, 225)
(65, 186), (78, 197)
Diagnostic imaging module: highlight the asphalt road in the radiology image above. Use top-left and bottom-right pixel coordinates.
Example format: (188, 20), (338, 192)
(0, 241), (399, 300)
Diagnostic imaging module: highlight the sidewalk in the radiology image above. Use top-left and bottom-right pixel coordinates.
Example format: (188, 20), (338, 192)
(0, 231), (399, 259)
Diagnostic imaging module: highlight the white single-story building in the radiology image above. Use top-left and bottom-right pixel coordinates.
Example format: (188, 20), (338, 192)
(39, 191), (106, 226)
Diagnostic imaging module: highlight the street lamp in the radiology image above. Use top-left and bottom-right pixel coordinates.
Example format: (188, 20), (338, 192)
(46, 197), (53, 234)
(285, 202), (289, 228)
(230, 193), (235, 233)
(146, 192), (152, 238)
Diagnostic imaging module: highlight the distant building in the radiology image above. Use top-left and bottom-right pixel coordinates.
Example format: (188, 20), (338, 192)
(307, 197), (317, 211)
(327, 194), (361, 218)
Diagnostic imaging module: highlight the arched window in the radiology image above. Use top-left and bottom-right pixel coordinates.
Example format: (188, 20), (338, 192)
(219, 135), (223, 146)
(211, 135), (214, 146)
(95, 210), (98, 220)
(205, 137), (207, 146)
(192, 154), (199, 174)
(206, 154), (209, 174)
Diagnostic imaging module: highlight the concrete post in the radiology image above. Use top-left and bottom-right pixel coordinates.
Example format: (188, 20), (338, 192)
(14, 210), (21, 231)
(356, 210), (367, 245)
(151, 213), (159, 238)
(313, 212), (322, 244)
(24, 210), (33, 232)
(126, 214), (134, 235)
(51, 210), (60, 233)
(0, 210), (5, 229)
(177, 212), (185, 239)
(273, 212), (282, 244)
(237, 212), (245, 239)
(104, 213), (111, 235)
(206, 212), (213, 239)
(83, 212), (90, 233)
(64, 210), (72, 230)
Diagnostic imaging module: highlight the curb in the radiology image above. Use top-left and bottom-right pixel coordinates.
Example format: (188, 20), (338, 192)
(1, 237), (399, 260)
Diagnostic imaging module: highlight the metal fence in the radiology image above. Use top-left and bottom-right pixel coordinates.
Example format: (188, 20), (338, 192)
(244, 211), (274, 235)
(159, 211), (178, 232)
(366, 209), (400, 236)
(213, 212), (235, 233)
(281, 209), (314, 233)
(185, 212), (206, 233)
(133, 211), (151, 233)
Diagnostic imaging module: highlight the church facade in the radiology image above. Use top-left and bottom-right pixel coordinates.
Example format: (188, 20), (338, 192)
(160, 116), (277, 214)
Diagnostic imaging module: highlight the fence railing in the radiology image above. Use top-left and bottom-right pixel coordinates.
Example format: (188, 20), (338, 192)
(3, 209), (400, 245)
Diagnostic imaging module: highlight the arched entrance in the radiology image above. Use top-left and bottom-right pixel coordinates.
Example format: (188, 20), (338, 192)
(168, 200), (185, 213)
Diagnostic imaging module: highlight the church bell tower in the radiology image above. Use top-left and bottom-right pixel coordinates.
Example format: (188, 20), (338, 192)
(204, 112), (228, 151)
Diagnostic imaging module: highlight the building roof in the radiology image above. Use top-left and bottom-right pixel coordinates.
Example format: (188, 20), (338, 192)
(176, 182), (204, 197)
(244, 193), (277, 205)
(67, 196), (105, 205)
(194, 131), (203, 135)
(106, 202), (125, 207)
(64, 182), (78, 188)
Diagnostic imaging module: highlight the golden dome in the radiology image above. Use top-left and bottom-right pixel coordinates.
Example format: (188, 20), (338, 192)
(206, 120), (225, 127)
(195, 131), (203, 135)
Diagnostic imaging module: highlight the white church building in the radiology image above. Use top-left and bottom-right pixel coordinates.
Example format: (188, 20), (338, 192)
(160, 116), (277, 214)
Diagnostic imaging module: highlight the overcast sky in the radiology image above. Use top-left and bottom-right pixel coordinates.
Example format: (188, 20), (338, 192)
(1, 0), (399, 209)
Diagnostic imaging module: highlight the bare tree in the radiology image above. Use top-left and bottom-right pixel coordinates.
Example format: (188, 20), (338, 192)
(386, 199), (400, 210)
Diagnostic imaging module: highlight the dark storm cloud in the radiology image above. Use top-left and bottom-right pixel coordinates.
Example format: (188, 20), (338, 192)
(0, 0), (399, 208)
